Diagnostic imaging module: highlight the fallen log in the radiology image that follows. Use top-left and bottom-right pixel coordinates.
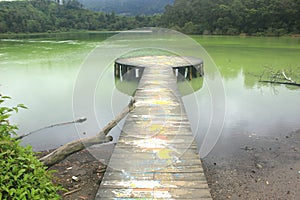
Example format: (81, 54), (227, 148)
(259, 80), (300, 86)
(40, 98), (135, 167)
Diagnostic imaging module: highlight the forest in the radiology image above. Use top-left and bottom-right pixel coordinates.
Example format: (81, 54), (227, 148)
(160, 0), (300, 36)
(0, 0), (299, 35)
(77, 0), (174, 16)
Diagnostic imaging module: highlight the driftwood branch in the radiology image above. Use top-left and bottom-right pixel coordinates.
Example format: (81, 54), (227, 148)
(16, 117), (87, 140)
(257, 67), (300, 87)
(282, 70), (296, 83)
(40, 98), (135, 167)
(259, 80), (300, 86)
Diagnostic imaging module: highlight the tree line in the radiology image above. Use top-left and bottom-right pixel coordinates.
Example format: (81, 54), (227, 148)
(0, 0), (158, 33)
(0, 0), (299, 35)
(77, 0), (174, 16)
(160, 0), (300, 36)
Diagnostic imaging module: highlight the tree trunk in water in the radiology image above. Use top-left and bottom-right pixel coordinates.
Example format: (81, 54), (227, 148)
(259, 80), (300, 86)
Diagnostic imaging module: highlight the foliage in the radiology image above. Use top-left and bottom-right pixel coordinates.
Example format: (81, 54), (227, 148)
(160, 0), (300, 35)
(0, 94), (62, 199)
(0, 0), (299, 35)
(0, 0), (159, 33)
(77, 0), (174, 16)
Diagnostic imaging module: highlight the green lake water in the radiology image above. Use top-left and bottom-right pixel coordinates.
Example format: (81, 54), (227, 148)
(0, 32), (300, 154)
(192, 35), (300, 155)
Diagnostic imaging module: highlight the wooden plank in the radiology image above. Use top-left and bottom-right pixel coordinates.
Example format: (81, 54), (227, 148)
(116, 142), (199, 150)
(153, 188), (212, 199)
(96, 188), (211, 199)
(96, 56), (211, 199)
(110, 147), (200, 155)
(101, 180), (209, 189)
(99, 198), (212, 200)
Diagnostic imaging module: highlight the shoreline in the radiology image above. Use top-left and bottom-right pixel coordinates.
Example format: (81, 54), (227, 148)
(1, 31), (299, 39)
(203, 130), (300, 199)
(45, 130), (300, 199)
(41, 144), (114, 200)
(0, 31), (119, 40)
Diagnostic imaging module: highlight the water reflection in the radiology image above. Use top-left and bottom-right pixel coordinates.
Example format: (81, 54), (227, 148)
(196, 70), (300, 137)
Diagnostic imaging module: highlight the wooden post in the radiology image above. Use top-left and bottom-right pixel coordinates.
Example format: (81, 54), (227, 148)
(118, 65), (122, 80)
(115, 63), (119, 77)
(121, 65), (127, 77)
(199, 63), (204, 76)
(179, 67), (186, 81)
(184, 67), (188, 79)
(192, 66), (197, 78)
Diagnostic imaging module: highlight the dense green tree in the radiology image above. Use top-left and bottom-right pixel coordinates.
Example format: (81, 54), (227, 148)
(160, 0), (300, 35)
(0, 0), (299, 35)
(77, 0), (174, 16)
(0, 0), (161, 33)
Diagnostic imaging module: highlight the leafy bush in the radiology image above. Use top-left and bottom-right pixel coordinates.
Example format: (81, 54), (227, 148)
(0, 94), (62, 200)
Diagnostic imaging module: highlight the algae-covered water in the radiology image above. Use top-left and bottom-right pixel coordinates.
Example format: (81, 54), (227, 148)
(0, 32), (299, 152)
(192, 36), (300, 154)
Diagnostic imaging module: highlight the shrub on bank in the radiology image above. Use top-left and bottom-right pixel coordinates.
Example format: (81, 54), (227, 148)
(0, 94), (62, 199)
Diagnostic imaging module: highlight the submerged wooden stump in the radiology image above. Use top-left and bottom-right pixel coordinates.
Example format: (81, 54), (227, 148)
(96, 56), (211, 199)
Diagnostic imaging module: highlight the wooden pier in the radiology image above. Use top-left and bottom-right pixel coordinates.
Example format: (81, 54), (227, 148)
(114, 56), (204, 82)
(96, 56), (212, 199)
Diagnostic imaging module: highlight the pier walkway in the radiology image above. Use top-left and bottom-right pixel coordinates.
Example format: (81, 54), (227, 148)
(96, 56), (212, 199)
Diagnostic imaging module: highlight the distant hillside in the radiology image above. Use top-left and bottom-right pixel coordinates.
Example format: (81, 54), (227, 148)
(77, 0), (174, 15)
(0, 0), (162, 33)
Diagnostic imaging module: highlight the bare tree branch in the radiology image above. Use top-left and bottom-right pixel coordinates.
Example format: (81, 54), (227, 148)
(282, 70), (296, 83)
(257, 67), (300, 87)
(39, 98), (135, 167)
(16, 118), (87, 140)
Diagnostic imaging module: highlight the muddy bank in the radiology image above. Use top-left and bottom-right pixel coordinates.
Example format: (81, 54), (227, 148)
(202, 130), (300, 199)
(42, 144), (114, 200)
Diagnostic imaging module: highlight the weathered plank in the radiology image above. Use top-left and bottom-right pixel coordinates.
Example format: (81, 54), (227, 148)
(96, 56), (211, 199)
